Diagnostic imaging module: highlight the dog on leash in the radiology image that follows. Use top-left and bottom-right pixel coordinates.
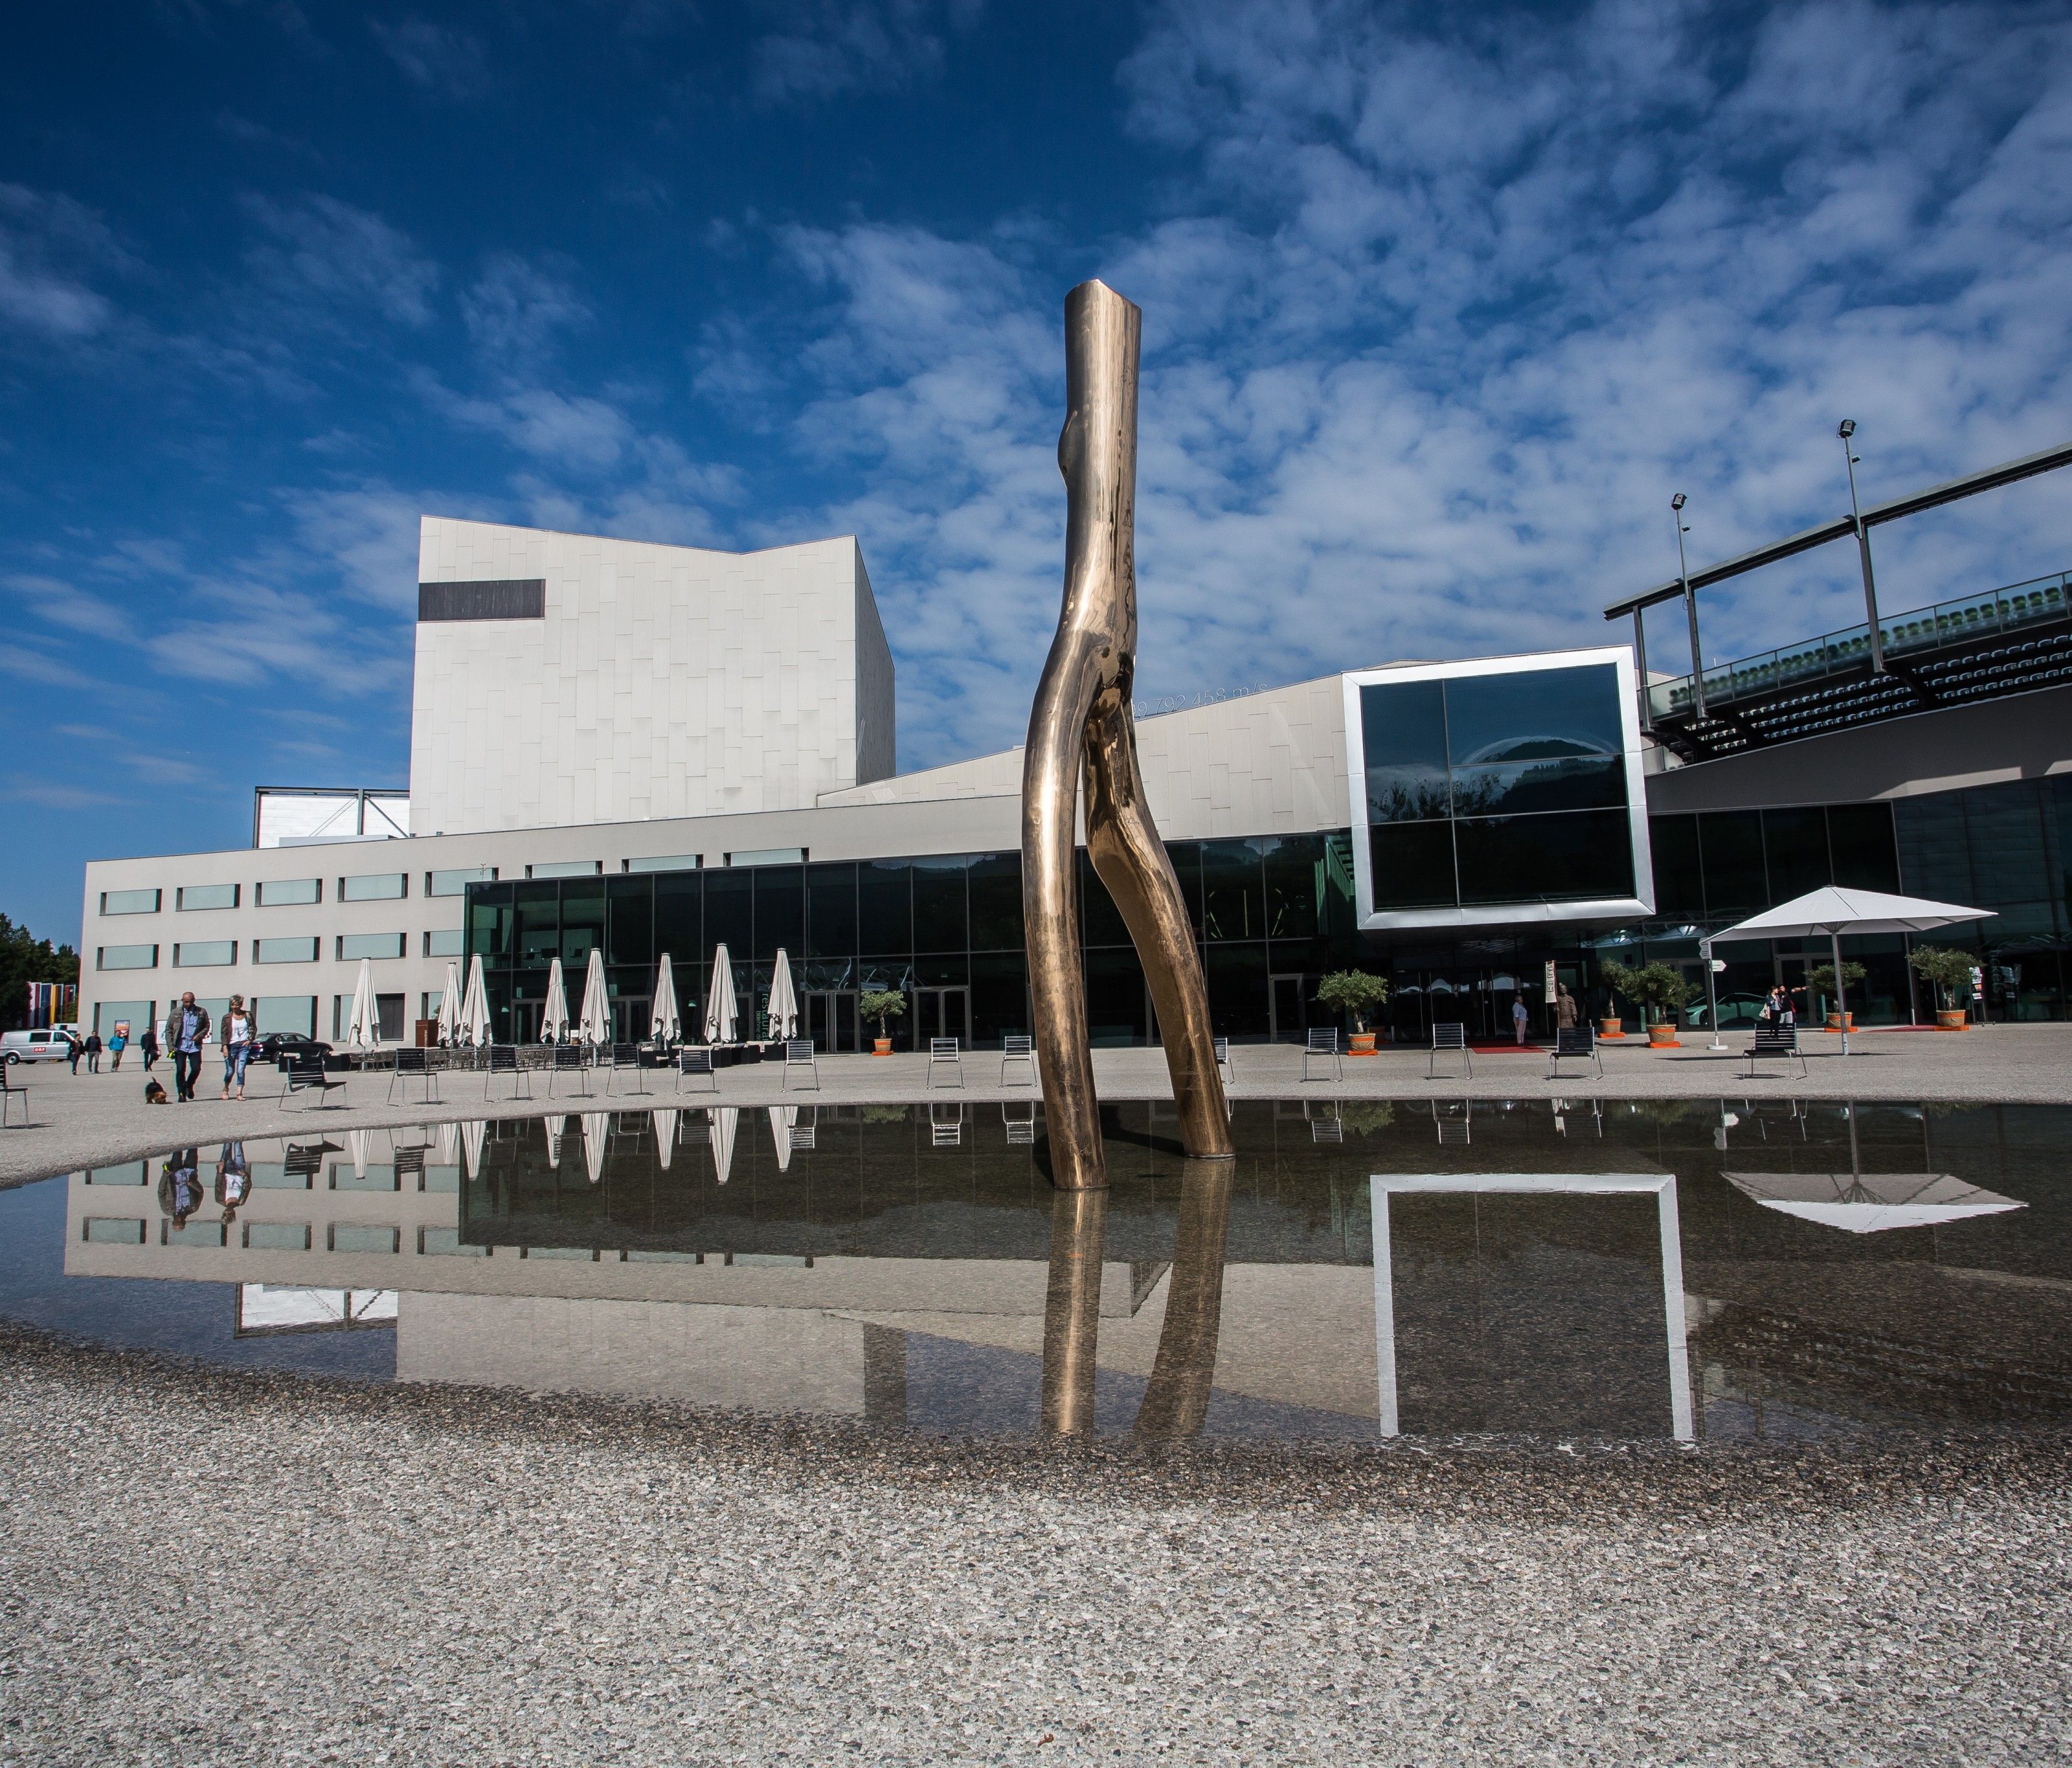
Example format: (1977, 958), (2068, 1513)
(144, 1077), (168, 1104)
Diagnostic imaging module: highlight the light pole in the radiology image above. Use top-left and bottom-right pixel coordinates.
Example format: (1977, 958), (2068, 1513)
(1701, 936), (1726, 1051)
(1672, 493), (1704, 719)
(1840, 420), (1886, 673)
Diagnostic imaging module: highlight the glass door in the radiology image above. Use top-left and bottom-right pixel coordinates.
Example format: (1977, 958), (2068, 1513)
(914, 987), (970, 1050)
(611, 996), (650, 1044)
(806, 990), (861, 1053)
(1269, 974), (1309, 1043)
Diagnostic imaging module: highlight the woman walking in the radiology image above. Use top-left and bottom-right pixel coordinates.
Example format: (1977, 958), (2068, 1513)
(219, 995), (256, 1101)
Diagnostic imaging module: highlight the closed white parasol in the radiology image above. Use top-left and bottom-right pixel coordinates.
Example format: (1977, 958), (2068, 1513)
(460, 956), (491, 1046)
(704, 945), (738, 1044)
(540, 957), (570, 1043)
(344, 959), (379, 1051)
(767, 948), (799, 1042)
(651, 952), (682, 1044)
(578, 947), (611, 1047)
(436, 962), (462, 1046)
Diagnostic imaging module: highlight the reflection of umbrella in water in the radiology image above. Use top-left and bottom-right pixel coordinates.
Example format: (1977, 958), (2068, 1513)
(653, 1108), (679, 1171)
(436, 1120), (460, 1167)
(348, 1128), (373, 1181)
(709, 1106), (738, 1185)
(768, 1105), (796, 1170)
(581, 1112), (610, 1185)
(545, 1116), (570, 1169)
(1723, 1169), (2025, 1234)
(460, 1119), (486, 1183)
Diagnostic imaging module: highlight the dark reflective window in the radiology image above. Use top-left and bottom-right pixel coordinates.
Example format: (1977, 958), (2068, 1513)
(1894, 794), (1971, 904)
(1206, 940), (1270, 1038)
(1443, 664), (1623, 766)
(969, 951), (1028, 1044)
(1200, 840), (1265, 941)
(967, 853), (1022, 951)
(752, 866), (804, 959)
(1454, 810), (1634, 904)
(1360, 680), (1450, 823)
(858, 861), (911, 952)
(1761, 807), (1830, 902)
(1698, 811), (1766, 911)
(910, 855), (969, 953)
(1649, 814), (1704, 917)
(560, 880), (605, 963)
(1449, 755), (1625, 817)
(1165, 842), (1204, 937)
(1827, 803), (1899, 894)
(1369, 821), (1458, 910)
(1084, 947), (1147, 1046)
(703, 867), (752, 956)
(805, 863), (857, 959)
(653, 873), (701, 965)
(606, 877), (653, 967)
(515, 882), (559, 965)
(1964, 782), (2054, 902)
(1261, 835), (1322, 937)
(1078, 851), (1130, 946)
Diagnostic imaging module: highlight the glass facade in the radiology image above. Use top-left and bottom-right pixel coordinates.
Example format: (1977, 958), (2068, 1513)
(255, 937), (319, 964)
(339, 873), (407, 902)
(1357, 663), (1639, 915)
(100, 889), (159, 915)
(173, 941), (236, 968)
(177, 883), (238, 911)
(338, 932), (407, 961)
(258, 878), (322, 906)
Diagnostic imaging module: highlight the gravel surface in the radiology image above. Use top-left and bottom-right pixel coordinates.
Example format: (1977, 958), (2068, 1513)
(2, 1325), (2067, 1765)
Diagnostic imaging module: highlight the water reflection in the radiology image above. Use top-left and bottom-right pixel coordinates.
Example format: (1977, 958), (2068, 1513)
(5, 1098), (2069, 1447)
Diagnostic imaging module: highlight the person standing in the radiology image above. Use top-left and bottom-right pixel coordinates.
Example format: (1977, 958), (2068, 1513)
(65, 1029), (85, 1075)
(218, 996), (254, 1101)
(1511, 994), (1529, 1046)
(84, 1032), (102, 1073)
(169, 992), (210, 1103)
(140, 1022), (160, 1071)
(108, 1023), (128, 1071)
(1556, 985), (1579, 1030)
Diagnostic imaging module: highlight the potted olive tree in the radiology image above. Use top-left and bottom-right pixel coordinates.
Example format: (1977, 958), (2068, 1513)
(858, 989), (907, 1057)
(1606, 960), (1694, 1046)
(1596, 958), (1638, 1038)
(1908, 945), (1976, 1030)
(1315, 970), (1390, 1055)
(1808, 959), (1868, 1032)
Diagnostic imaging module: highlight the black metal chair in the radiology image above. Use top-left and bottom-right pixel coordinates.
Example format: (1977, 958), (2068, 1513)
(387, 1046), (440, 1106)
(548, 1044), (591, 1098)
(677, 1047), (716, 1093)
(1744, 1022), (1808, 1080)
(281, 1049), (347, 1109)
(485, 1044), (531, 1101)
(605, 1042), (648, 1096)
(0, 1064), (27, 1128)
(1546, 1025), (1601, 1080)
(1428, 1022), (1472, 1080)
(1301, 1028), (1340, 1082)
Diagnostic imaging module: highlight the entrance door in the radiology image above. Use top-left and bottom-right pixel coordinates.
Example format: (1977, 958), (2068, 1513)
(1268, 974), (1309, 1044)
(914, 987), (970, 1050)
(806, 990), (861, 1053)
(611, 997), (650, 1044)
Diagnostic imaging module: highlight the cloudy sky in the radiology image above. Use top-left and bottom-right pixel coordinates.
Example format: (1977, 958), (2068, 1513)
(3, 0), (2068, 940)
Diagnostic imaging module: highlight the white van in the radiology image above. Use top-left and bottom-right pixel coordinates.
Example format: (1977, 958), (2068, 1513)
(1, 1027), (77, 1065)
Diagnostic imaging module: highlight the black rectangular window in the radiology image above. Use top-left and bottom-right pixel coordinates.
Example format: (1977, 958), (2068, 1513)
(1369, 821), (1458, 910)
(1762, 806), (1831, 902)
(1698, 811), (1766, 912)
(858, 860), (911, 952)
(653, 873), (701, 965)
(416, 579), (546, 621)
(966, 853), (1023, 951)
(1359, 680), (1449, 823)
(1441, 664), (1623, 767)
(1200, 840), (1265, 941)
(704, 867), (753, 956)
(805, 863), (858, 959)
(910, 855), (969, 954)
(752, 866), (804, 959)
(1453, 809), (1634, 904)
(1649, 814), (1704, 917)
(1827, 803), (1900, 893)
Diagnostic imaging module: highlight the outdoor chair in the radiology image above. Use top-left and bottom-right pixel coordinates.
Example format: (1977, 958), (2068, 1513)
(0, 1065), (26, 1128)
(281, 1141), (330, 1185)
(677, 1047), (717, 1093)
(1744, 1022), (1808, 1080)
(1434, 1101), (1472, 1145)
(930, 1102), (964, 1145)
(605, 1042), (649, 1097)
(1308, 1102), (1343, 1143)
(1002, 1101), (1037, 1145)
(387, 1046), (440, 1106)
(548, 1044), (591, 1098)
(928, 1037), (963, 1088)
(999, 1034), (1035, 1086)
(1546, 1025), (1601, 1081)
(1428, 1022), (1473, 1080)
(1214, 1036), (1232, 1084)
(484, 1044), (532, 1102)
(1301, 1027), (1340, 1082)
(281, 1049), (347, 1109)
(782, 1039), (818, 1091)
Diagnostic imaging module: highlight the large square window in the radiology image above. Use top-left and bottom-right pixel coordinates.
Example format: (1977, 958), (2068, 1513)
(1454, 811), (1635, 904)
(1368, 822), (1458, 910)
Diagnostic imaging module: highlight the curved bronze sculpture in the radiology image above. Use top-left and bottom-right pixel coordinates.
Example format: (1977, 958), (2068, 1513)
(1021, 278), (1235, 1191)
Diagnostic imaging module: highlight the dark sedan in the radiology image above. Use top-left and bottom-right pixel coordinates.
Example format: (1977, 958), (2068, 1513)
(253, 1031), (335, 1065)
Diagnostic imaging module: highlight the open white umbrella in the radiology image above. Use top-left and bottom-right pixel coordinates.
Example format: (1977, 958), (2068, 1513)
(578, 946), (611, 1047)
(1724, 1169), (2026, 1234)
(710, 1106), (738, 1185)
(767, 948), (799, 1043)
(344, 957), (379, 1051)
(1709, 886), (1996, 1053)
(704, 944), (738, 1044)
(460, 954), (491, 1046)
(581, 1112), (610, 1185)
(540, 957), (570, 1043)
(545, 1115), (569, 1169)
(653, 1108), (679, 1172)
(769, 1104), (796, 1171)
(651, 952), (682, 1044)
(436, 962), (462, 1046)
(460, 1118), (486, 1183)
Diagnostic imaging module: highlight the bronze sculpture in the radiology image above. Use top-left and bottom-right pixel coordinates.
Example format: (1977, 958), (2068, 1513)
(1021, 278), (1235, 1191)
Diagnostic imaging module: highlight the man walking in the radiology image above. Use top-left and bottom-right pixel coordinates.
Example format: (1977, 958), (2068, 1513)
(168, 992), (210, 1103)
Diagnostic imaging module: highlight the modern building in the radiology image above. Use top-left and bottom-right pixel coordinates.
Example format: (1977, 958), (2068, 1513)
(76, 515), (2072, 1049)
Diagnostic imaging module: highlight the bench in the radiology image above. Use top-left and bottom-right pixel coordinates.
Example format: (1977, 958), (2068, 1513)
(386, 1046), (440, 1106)
(1302, 1028), (1341, 1082)
(1744, 1022), (1808, 1079)
(1429, 1022), (1473, 1080)
(280, 1050), (347, 1110)
(1546, 1025), (1601, 1080)
(484, 1044), (532, 1101)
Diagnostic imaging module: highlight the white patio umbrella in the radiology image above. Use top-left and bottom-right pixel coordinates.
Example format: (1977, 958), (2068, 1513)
(653, 1108), (679, 1172)
(767, 948), (799, 1044)
(348, 1128), (373, 1181)
(540, 957), (570, 1043)
(545, 1115), (569, 1169)
(704, 944), (738, 1044)
(651, 952), (682, 1044)
(460, 955), (491, 1046)
(460, 1118), (486, 1183)
(1723, 1169), (2027, 1234)
(1709, 886), (1996, 1053)
(581, 1112), (610, 1185)
(578, 946), (611, 1047)
(710, 1106), (738, 1185)
(436, 961), (462, 1046)
(768, 1104), (796, 1172)
(344, 957), (379, 1051)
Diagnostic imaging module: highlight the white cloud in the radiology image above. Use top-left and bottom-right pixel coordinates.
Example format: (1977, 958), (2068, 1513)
(242, 192), (440, 328)
(0, 185), (123, 341)
(370, 17), (490, 96)
(750, 0), (983, 101)
(462, 252), (590, 363)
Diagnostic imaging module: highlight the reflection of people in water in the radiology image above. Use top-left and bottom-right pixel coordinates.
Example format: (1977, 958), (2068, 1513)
(157, 1148), (204, 1229)
(215, 1140), (252, 1226)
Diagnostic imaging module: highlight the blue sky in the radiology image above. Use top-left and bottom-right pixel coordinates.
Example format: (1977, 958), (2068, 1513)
(3, 0), (2068, 943)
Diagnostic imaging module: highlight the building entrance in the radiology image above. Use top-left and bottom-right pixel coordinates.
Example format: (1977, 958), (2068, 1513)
(914, 987), (969, 1050)
(806, 989), (861, 1053)
(1268, 974), (1311, 1043)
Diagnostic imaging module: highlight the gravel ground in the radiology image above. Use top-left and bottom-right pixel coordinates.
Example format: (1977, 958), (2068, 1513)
(2, 1326), (2068, 1765)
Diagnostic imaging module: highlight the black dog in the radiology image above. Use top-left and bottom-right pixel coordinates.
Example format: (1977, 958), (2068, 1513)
(144, 1077), (168, 1104)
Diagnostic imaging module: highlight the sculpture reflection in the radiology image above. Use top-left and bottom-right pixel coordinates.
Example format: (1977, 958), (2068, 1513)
(1039, 1158), (1235, 1439)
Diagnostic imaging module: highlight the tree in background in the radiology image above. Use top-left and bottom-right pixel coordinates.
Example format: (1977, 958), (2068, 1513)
(0, 913), (80, 1032)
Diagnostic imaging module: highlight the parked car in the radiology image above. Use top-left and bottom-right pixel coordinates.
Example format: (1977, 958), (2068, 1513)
(253, 1031), (335, 1065)
(2, 1027), (78, 1064)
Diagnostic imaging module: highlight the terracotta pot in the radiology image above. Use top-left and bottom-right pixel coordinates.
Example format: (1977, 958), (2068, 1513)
(872, 1036), (893, 1057)
(1824, 1012), (1856, 1032)
(1599, 1017), (1623, 1039)
(1349, 1031), (1378, 1057)
(1935, 1010), (1967, 1031)
(1647, 1022), (1680, 1047)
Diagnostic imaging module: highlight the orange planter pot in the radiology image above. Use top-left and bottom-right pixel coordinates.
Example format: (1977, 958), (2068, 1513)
(872, 1036), (893, 1056)
(1935, 1010), (1967, 1031)
(1824, 1013), (1856, 1032)
(1349, 1032), (1378, 1057)
(1647, 1024), (1680, 1047)
(1599, 1018), (1624, 1039)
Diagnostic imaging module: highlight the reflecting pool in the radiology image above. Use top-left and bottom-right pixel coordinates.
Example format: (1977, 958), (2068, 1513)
(4, 1098), (2068, 1447)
